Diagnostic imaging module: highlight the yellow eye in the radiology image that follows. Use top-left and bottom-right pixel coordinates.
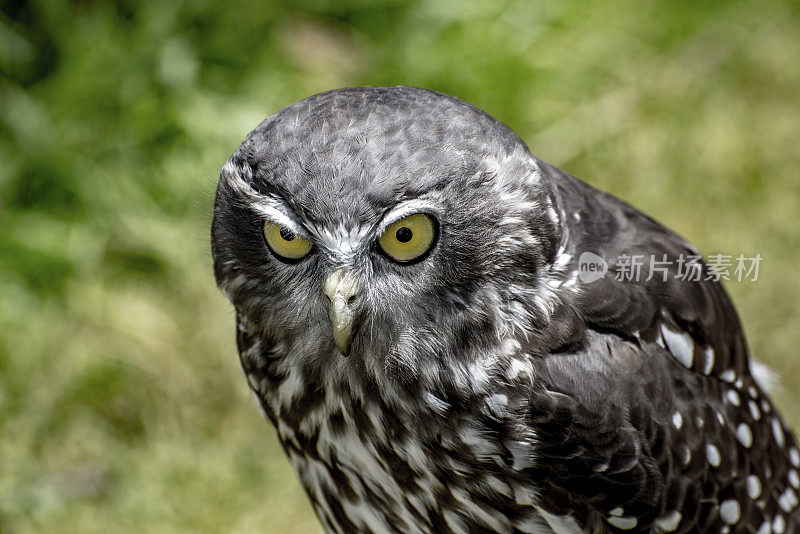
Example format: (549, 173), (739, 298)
(263, 222), (312, 262)
(378, 213), (437, 264)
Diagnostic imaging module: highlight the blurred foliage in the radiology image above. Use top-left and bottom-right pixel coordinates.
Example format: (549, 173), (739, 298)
(1, 0), (799, 532)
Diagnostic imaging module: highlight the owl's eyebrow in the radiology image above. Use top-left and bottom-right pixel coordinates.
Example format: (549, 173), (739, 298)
(373, 199), (441, 237)
(251, 197), (309, 238)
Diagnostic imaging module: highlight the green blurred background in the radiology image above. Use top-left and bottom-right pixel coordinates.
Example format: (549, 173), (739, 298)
(1, 0), (799, 532)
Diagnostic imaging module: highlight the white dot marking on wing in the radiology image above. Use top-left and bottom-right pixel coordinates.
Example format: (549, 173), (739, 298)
(789, 469), (800, 489)
(706, 444), (721, 467)
(607, 516), (638, 530)
(655, 511), (681, 532)
(719, 500), (740, 525)
(702, 347), (714, 375)
(778, 489), (798, 512)
(747, 475), (762, 499)
(737, 423), (753, 448)
(790, 447), (800, 467)
(772, 419), (786, 448)
(661, 325), (694, 369)
(720, 369), (737, 383)
(672, 412), (683, 429)
(749, 400), (762, 421)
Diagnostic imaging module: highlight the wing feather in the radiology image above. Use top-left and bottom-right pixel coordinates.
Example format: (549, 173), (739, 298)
(523, 160), (800, 531)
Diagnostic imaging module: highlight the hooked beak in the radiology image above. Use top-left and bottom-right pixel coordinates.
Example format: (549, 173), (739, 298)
(323, 269), (362, 356)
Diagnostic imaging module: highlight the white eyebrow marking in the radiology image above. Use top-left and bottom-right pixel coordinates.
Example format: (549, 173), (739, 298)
(220, 160), (311, 237)
(373, 199), (441, 238)
(250, 198), (310, 238)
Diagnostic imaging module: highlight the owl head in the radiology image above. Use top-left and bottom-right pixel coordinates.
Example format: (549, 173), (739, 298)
(212, 86), (562, 389)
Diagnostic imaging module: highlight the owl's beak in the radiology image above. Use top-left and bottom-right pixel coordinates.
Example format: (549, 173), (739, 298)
(323, 269), (362, 356)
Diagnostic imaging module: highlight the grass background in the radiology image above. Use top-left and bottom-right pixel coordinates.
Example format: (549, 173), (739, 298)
(1, 1), (799, 532)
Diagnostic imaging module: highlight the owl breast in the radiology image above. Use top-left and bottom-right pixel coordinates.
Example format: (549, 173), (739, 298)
(237, 318), (563, 534)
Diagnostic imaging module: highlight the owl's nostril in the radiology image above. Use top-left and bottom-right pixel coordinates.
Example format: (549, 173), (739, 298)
(323, 290), (358, 307)
(323, 268), (362, 314)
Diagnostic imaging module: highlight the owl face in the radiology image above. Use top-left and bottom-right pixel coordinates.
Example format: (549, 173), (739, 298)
(212, 87), (560, 382)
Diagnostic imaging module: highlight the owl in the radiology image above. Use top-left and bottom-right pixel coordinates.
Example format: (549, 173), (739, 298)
(211, 86), (800, 533)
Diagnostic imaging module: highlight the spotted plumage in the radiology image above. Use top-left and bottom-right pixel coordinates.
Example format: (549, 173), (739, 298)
(211, 86), (800, 533)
